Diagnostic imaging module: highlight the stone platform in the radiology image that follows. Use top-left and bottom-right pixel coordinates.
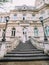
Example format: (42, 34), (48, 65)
(0, 61), (49, 65)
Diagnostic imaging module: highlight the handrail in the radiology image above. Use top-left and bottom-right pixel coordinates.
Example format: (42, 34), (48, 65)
(30, 37), (44, 50)
(0, 37), (20, 58)
(0, 43), (7, 58)
(10, 37), (20, 49)
(10, 37), (20, 45)
(30, 37), (49, 54)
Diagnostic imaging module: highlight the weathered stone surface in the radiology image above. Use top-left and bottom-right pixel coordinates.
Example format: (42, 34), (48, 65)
(0, 61), (49, 65)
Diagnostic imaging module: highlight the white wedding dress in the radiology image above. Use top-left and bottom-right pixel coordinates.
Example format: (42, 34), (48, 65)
(22, 34), (26, 43)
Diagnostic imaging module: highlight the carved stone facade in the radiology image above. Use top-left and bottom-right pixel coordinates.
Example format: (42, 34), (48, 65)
(0, 0), (49, 42)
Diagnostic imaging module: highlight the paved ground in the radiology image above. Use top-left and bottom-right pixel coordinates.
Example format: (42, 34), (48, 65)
(0, 61), (49, 65)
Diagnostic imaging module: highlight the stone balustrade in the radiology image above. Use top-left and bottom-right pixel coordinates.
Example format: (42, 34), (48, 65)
(0, 37), (20, 58)
(11, 38), (20, 50)
(6, 37), (20, 52)
(31, 38), (49, 54)
(30, 37), (49, 54)
(44, 44), (49, 54)
(30, 37), (44, 50)
(0, 43), (7, 58)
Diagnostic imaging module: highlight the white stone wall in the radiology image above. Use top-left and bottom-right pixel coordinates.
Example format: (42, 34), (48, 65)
(38, 27), (44, 41)
(0, 25), (45, 41)
(0, 29), (3, 41)
(45, 0), (49, 4)
(10, 12), (38, 21)
(0, 2), (49, 42)
(16, 26), (23, 37)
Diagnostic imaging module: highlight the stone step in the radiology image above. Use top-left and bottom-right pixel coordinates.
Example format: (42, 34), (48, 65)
(5, 53), (47, 57)
(1, 56), (49, 61)
(0, 40), (49, 61)
(15, 40), (37, 50)
(12, 49), (41, 51)
(7, 51), (43, 54)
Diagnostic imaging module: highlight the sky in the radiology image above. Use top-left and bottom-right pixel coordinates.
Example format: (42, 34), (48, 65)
(0, 0), (35, 12)
(13, 0), (35, 6)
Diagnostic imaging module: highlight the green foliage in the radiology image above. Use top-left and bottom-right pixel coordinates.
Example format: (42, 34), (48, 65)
(0, 0), (9, 2)
(0, 0), (10, 5)
(3, 0), (9, 2)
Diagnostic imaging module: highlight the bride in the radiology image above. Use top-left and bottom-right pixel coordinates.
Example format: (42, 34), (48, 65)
(22, 27), (27, 43)
(22, 34), (26, 43)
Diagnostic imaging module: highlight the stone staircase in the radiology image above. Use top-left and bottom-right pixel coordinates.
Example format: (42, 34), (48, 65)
(0, 40), (49, 61)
